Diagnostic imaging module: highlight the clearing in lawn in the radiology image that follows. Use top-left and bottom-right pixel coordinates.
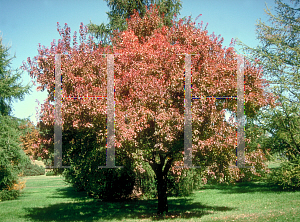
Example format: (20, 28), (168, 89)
(0, 175), (299, 222)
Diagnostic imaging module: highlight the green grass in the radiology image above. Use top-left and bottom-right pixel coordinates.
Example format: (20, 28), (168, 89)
(0, 175), (299, 221)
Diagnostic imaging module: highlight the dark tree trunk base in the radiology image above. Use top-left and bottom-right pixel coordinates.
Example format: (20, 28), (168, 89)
(157, 176), (168, 214)
(149, 152), (174, 215)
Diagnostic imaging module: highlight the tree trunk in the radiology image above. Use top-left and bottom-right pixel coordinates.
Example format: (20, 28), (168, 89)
(149, 152), (174, 215)
(156, 169), (168, 214)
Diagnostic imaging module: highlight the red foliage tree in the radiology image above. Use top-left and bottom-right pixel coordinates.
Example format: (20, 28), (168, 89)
(23, 5), (276, 214)
(111, 6), (275, 213)
(23, 22), (110, 168)
(19, 120), (41, 161)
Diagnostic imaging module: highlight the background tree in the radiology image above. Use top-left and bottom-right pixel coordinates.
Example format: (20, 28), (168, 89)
(237, 0), (300, 189)
(0, 34), (31, 116)
(87, 0), (182, 45)
(19, 119), (42, 161)
(0, 33), (32, 201)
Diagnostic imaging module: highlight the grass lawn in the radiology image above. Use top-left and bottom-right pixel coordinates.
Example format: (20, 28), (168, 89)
(0, 175), (299, 221)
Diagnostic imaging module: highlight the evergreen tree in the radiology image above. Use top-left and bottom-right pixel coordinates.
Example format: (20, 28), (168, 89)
(237, 0), (300, 190)
(0, 34), (31, 116)
(0, 113), (32, 200)
(237, 0), (300, 161)
(87, 0), (182, 45)
(0, 33), (31, 200)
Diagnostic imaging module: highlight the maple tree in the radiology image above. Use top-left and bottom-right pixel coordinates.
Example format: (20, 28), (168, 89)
(23, 5), (276, 214)
(111, 6), (276, 213)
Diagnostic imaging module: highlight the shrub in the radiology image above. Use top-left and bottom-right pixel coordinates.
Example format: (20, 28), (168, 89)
(46, 171), (57, 176)
(0, 114), (31, 201)
(133, 161), (204, 199)
(166, 167), (203, 197)
(0, 189), (20, 201)
(21, 162), (45, 176)
(86, 166), (136, 200)
(0, 115), (27, 191)
(0, 178), (26, 201)
(63, 147), (136, 200)
(267, 158), (300, 190)
(134, 161), (157, 199)
(0, 152), (19, 191)
(43, 158), (52, 166)
(9, 180), (26, 191)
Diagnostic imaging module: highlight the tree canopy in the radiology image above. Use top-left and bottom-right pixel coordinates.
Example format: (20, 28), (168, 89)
(22, 5), (277, 213)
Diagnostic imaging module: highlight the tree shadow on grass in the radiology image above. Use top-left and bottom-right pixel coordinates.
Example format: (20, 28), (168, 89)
(23, 186), (234, 221)
(200, 181), (296, 194)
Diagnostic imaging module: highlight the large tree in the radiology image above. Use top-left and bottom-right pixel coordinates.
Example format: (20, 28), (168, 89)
(0, 33), (31, 200)
(112, 6), (275, 213)
(23, 6), (275, 214)
(237, 0), (300, 162)
(87, 0), (182, 45)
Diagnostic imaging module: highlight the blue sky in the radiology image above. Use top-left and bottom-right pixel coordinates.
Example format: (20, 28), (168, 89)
(0, 0), (280, 126)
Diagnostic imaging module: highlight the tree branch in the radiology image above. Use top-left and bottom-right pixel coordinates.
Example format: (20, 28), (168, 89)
(163, 157), (174, 176)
